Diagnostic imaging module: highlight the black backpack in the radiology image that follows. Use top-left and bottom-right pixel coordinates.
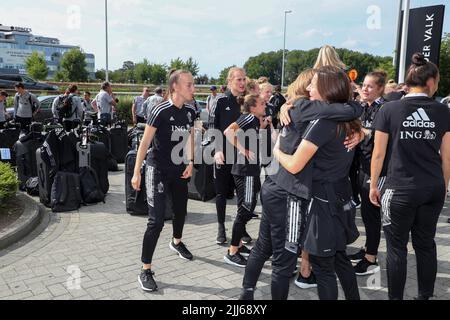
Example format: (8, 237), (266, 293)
(79, 167), (106, 204)
(57, 95), (74, 118)
(51, 172), (82, 212)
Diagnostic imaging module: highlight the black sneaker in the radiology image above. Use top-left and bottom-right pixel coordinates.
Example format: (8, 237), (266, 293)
(138, 269), (158, 292)
(292, 266), (299, 277)
(241, 231), (253, 244)
(294, 272), (318, 289)
(238, 245), (252, 257)
(224, 251), (247, 268)
(216, 224), (227, 245)
(354, 257), (380, 276)
(348, 248), (366, 263)
(239, 288), (255, 300)
(169, 241), (193, 261)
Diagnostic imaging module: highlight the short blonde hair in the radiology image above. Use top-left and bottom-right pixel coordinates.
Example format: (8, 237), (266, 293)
(259, 81), (273, 92)
(227, 67), (246, 83)
(314, 45), (346, 70)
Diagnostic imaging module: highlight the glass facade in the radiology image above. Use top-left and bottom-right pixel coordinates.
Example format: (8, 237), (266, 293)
(0, 27), (95, 79)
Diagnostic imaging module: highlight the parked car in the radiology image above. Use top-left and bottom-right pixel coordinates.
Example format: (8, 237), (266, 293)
(6, 95), (58, 123)
(0, 74), (59, 91)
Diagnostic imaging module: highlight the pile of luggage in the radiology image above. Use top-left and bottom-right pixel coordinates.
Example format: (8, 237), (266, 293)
(0, 119), (129, 213)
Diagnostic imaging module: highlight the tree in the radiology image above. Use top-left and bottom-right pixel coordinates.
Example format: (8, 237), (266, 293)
(25, 52), (48, 80)
(244, 51), (283, 84)
(134, 59), (152, 83)
(122, 61), (135, 71)
(184, 57), (200, 77)
(376, 58), (396, 81)
(218, 66), (236, 85)
(55, 48), (88, 82)
(95, 69), (106, 81)
(438, 33), (450, 97)
(195, 74), (209, 85)
(169, 58), (185, 71)
(149, 64), (167, 84)
(169, 57), (200, 77)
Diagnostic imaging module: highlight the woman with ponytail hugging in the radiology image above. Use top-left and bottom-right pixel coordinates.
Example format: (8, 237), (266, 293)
(240, 67), (363, 300)
(223, 95), (268, 267)
(370, 53), (450, 300)
(133, 70), (197, 292)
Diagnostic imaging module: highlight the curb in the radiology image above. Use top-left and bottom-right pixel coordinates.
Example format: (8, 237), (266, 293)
(0, 193), (41, 251)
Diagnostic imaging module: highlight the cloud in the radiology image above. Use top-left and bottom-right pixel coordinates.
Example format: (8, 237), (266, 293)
(256, 27), (277, 39)
(341, 38), (359, 48)
(301, 29), (333, 38)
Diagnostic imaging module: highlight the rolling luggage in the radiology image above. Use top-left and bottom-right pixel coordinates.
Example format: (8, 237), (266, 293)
(125, 150), (148, 215)
(51, 172), (82, 212)
(110, 122), (128, 163)
(188, 140), (216, 202)
(15, 130), (44, 190)
(125, 150), (172, 220)
(36, 147), (53, 207)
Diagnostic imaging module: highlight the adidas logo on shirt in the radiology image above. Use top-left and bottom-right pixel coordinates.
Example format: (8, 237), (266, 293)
(225, 107), (231, 111)
(403, 108), (435, 128)
(170, 116), (175, 122)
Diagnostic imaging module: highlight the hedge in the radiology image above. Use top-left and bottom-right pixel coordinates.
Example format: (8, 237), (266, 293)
(0, 162), (18, 207)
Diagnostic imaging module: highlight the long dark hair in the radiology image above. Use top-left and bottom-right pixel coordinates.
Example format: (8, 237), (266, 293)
(406, 53), (439, 88)
(315, 66), (361, 137)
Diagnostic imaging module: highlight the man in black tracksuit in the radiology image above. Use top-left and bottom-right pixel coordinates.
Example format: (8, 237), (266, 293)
(213, 68), (246, 244)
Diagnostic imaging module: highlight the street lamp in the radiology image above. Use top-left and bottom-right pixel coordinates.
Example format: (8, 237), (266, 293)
(105, 0), (109, 82)
(282, 10), (292, 89)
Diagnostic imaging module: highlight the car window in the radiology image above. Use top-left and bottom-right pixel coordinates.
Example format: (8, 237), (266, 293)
(40, 97), (56, 110)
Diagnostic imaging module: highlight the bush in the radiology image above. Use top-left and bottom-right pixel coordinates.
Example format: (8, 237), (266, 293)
(115, 95), (134, 124)
(0, 162), (18, 207)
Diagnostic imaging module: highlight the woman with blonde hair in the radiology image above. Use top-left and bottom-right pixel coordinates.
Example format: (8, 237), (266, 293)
(314, 45), (347, 70)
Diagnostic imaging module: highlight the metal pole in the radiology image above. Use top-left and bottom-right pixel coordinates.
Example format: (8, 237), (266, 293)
(105, 0), (109, 82)
(282, 10), (291, 88)
(394, 0), (403, 69)
(398, 0), (410, 83)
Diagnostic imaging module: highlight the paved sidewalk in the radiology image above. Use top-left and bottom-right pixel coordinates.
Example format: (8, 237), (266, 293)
(0, 167), (449, 300)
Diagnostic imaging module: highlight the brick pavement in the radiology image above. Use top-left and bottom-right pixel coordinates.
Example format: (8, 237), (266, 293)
(0, 167), (449, 300)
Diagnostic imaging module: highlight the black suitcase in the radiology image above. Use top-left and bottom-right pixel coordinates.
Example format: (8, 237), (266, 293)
(0, 127), (20, 165)
(15, 134), (44, 190)
(125, 150), (173, 220)
(77, 141), (109, 199)
(89, 142), (110, 195)
(36, 148), (53, 207)
(188, 140), (216, 202)
(51, 172), (82, 213)
(110, 123), (128, 163)
(125, 150), (148, 215)
(188, 163), (216, 202)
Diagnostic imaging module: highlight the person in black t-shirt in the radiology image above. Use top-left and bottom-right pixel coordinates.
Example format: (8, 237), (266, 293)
(269, 85), (287, 125)
(223, 94), (267, 268)
(132, 70), (196, 293)
(212, 67), (247, 245)
(347, 71), (388, 276)
(240, 67), (363, 300)
(370, 53), (450, 300)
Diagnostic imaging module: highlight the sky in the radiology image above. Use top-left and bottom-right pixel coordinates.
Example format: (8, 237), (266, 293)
(2, 0), (449, 77)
